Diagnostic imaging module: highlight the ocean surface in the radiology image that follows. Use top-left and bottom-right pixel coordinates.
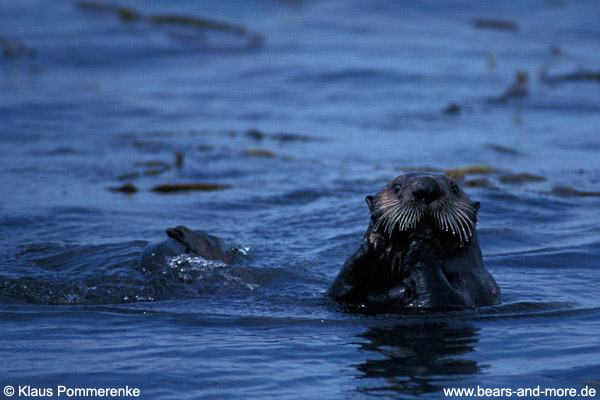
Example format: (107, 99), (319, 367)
(1, 0), (600, 399)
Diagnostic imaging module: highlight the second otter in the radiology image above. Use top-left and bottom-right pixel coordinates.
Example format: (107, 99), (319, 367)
(327, 172), (501, 310)
(139, 225), (232, 273)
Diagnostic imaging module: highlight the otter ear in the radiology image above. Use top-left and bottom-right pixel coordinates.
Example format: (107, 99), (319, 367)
(365, 195), (375, 212)
(471, 201), (481, 213)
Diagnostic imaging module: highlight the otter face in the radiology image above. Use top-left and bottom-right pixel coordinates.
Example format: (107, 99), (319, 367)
(366, 173), (480, 247)
(327, 172), (501, 309)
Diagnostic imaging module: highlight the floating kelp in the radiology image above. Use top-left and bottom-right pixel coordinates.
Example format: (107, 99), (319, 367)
(244, 148), (277, 158)
(551, 186), (600, 197)
(133, 160), (171, 168)
(541, 69), (600, 84)
(464, 178), (492, 188)
(108, 182), (139, 194)
(491, 71), (529, 103)
(151, 183), (232, 193)
(76, 1), (263, 47)
(398, 166), (552, 189)
(147, 14), (246, 35)
(445, 164), (500, 180)
(499, 173), (546, 184)
(77, 1), (136, 16)
(487, 144), (521, 156)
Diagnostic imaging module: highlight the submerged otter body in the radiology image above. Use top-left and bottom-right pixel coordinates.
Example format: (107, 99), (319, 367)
(327, 172), (501, 310)
(140, 225), (232, 272)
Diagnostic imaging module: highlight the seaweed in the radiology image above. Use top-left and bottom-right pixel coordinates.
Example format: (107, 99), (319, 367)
(109, 182), (139, 194)
(244, 148), (277, 158)
(551, 186), (600, 197)
(498, 173), (546, 184)
(77, 1), (140, 21)
(445, 164), (500, 180)
(490, 71), (528, 103)
(133, 161), (171, 169)
(486, 144), (521, 156)
(147, 14), (246, 35)
(464, 178), (492, 188)
(541, 69), (600, 84)
(76, 1), (263, 46)
(151, 183), (232, 193)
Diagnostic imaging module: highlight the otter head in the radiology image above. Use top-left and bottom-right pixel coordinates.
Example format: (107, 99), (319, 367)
(366, 172), (480, 250)
(327, 172), (500, 309)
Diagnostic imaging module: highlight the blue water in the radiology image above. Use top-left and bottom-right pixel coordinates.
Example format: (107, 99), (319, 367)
(1, 0), (600, 399)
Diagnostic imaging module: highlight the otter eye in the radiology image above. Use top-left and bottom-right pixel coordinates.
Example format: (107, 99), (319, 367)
(450, 183), (460, 195)
(393, 184), (401, 193)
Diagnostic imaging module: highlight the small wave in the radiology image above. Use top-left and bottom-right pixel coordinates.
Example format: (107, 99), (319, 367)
(0, 243), (258, 306)
(0, 276), (160, 305)
(147, 254), (259, 292)
(319, 299), (585, 323)
(291, 68), (425, 85)
(475, 300), (581, 317)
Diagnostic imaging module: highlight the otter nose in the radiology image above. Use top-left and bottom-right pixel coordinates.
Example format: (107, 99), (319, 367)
(412, 178), (443, 204)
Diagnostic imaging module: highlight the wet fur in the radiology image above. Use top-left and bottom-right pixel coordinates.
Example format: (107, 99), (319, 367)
(327, 173), (501, 310)
(139, 225), (231, 272)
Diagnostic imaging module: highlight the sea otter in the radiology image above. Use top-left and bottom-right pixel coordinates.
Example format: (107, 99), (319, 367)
(327, 172), (501, 310)
(139, 225), (232, 272)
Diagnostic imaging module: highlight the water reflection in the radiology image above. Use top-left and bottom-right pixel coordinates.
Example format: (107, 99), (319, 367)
(356, 320), (480, 396)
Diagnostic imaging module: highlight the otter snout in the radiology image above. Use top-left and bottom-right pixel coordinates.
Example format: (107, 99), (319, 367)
(412, 177), (443, 205)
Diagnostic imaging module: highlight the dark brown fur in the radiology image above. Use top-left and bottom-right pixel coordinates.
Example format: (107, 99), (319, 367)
(139, 225), (231, 272)
(328, 172), (501, 310)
